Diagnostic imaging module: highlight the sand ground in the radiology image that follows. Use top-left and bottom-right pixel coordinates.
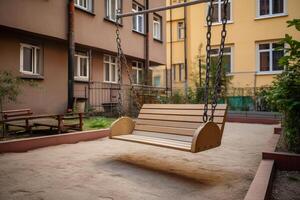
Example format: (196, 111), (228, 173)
(0, 123), (276, 200)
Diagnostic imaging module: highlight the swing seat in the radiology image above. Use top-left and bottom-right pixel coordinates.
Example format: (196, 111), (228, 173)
(109, 104), (227, 153)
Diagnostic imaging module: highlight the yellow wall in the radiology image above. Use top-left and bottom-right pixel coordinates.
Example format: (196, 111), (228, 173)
(160, 0), (300, 91)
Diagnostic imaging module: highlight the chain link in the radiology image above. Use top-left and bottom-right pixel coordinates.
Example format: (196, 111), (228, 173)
(115, 17), (142, 117)
(209, 0), (229, 121)
(203, 0), (214, 123)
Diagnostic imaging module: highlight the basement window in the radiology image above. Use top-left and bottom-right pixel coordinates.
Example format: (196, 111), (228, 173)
(20, 43), (43, 76)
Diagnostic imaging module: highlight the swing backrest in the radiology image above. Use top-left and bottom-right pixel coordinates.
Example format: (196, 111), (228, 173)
(134, 104), (228, 137)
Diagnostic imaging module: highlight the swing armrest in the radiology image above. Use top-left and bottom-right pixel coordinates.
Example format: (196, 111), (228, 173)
(191, 122), (222, 153)
(109, 117), (135, 138)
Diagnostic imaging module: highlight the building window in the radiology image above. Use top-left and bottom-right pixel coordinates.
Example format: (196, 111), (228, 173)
(257, 42), (284, 73)
(210, 0), (232, 23)
(153, 15), (162, 41)
(132, 61), (143, 85)
(20, 43), (42, 75)
(257, 0), (286, 17)
(210, 47), (233, 74)
(177, 21), (184, 40)
(172, 63), (185, 82)
(104, 55), (117, 83)
(153, 76), (161, 87)
(105, 0), (122, 22)
(75, 51), (89, 80)
(75, 0), (93, 12)
(132, 2), (144, 34)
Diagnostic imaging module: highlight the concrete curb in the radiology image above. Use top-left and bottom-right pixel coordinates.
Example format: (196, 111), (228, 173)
(0, 129), (109, 153)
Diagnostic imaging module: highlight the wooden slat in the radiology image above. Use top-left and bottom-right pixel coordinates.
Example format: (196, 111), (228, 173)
(140, 109), (225, 116)
(138, 114), (224, 123)
(112, 135), (191, 151)
(136, 119), (201, 129)
(133, 131), (193, 142)
(142, 104), (227, 110)
(134, 124), (195, 136)
(130, 134), (191, 146)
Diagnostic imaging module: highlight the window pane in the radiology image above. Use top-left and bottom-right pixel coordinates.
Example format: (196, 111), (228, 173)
(80, 58), (88, 77)
(154, 76), (161, 87)
(111, 65), (116, 82)
(105, 63), (110, 81)
(211, 3), (219, 23)
(211, 56), (218, 69)
(272, 50), (284, 71)
(273, 0), (284, 14)
(36, 48), (41, 74)
(172, 65), (176, 80)
(138, 69), (143, 84)
(74, 56), (78, 77)
(210, 49), (219, 55)
(110, 0), (116, 20)
(221, 2), (231, 21)
(223, 47), (231, 53)
(260, 0), (270, 15)
(23, 47), (33, 72)
(259, 43), (270, 50)
(138, 15), (144, 33)
(222, 54), (231, 73)
(132, 69), (138, 84)
(260, 52), (270, 71)
(104, 55), (110, 62)
(133, 16), (137, 31)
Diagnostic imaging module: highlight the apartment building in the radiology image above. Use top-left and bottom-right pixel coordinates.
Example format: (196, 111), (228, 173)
(0, 0), (166, 114)
(153, 0), (300, 92)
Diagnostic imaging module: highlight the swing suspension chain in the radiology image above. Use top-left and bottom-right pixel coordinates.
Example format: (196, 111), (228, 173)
(203, 0), (214, 123)
(203, 0), (229, 122)
(210, 0), (229, 121)
(115, 19), (142, 116)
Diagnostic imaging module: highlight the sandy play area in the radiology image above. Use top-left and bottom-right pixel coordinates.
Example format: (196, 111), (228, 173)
(0, 122), (276, 200)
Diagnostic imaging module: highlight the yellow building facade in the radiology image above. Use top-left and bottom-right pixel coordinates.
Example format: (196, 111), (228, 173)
(157, 0), (300, 92)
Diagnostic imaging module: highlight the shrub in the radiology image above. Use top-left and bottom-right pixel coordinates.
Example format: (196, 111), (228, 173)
(265, 19), (300, 152)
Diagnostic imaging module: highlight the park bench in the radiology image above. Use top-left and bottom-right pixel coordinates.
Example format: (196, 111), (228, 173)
(110, 104), (227, 153)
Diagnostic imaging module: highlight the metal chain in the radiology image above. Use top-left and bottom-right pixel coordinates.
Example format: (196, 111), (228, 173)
(203, 0), (214, 123)
(115, 21), (123, 117)
(209, 0), (229, 121)
(115, 17), (142, 116)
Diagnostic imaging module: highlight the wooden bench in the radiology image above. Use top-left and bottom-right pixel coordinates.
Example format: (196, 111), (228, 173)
(1, 109), (34, 133)
(110, 104), (228, 153)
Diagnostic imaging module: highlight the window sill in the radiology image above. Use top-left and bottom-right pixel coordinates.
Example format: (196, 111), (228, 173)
(20, 74), (44, 80)
(74, 78), (89, 83)
(255, 14), (288, 20)
(208, 21), (234, 27)
(75, 6), (95, 16)
(103, 81), (118, 84)
(256, 71), (283, 75)
(103, 18), (123, 27)
(153, 38), (163, 43)
(226, 73), (234, 77)
(132, 30), (146, 36)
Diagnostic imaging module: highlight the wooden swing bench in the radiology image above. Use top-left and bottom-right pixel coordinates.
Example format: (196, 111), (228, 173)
(110, 104), (227, 153)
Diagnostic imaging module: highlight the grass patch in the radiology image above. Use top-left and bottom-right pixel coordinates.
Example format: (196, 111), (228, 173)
(83, 117), (116, 130)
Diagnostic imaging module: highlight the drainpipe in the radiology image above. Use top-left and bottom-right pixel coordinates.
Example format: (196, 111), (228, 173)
(184, 0), (188, 96)
(144, 0), (150, 86)
(169, 0), (173, 96)
(67, 0), (75, 111)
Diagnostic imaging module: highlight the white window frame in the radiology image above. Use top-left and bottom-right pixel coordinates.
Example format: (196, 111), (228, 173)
(74, 0), (93, 12)
(256, 0), (287, 19)
(209, 0), (233, 25)
(20, 43), (41, 75)
(153, 75), (161, 87)
(256, 41), (284, 74)
(153, 15), (162, 40)
(132, 2), (145, 34)
(106, 0), (121, 22)
(177, 21), (185, 40)
(210, 46), (234, 75)
(132, 61), (144, 85)
(75, 53), (89, 81)
(103, 55), (118, 83)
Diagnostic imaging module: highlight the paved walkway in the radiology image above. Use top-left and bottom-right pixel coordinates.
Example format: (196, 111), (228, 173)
(0, 123), (276, 200)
